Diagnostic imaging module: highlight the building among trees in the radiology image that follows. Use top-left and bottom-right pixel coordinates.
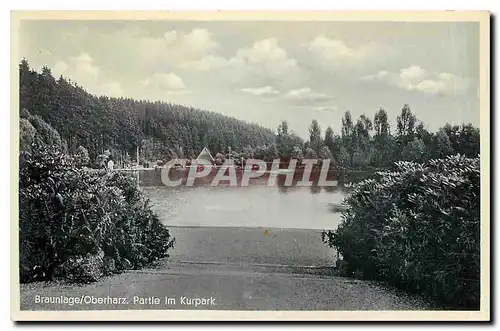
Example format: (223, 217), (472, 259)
(196, 147), (215, 163)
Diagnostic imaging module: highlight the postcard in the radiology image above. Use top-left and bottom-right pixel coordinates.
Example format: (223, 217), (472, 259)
(11, 10), (490, 322)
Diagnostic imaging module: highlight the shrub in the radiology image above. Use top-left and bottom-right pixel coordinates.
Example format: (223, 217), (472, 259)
(322, 155), (480, 309)
(53, 250), (105, 283)
(19, 118), (37, 152)
(28, 115), (67, 152)
(74, 145), (90, 167)
(19, 141), (174, 283)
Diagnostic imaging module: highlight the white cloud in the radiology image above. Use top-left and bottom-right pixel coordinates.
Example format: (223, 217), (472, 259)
(101, 30), (299, 87)
(235, 38), (294, 65)
(50, 52), (124, 97)
(240, 85), (335, 106)
(181, 37), (298, 79)
(314, 106), (339, 113)
(178, 38), (303, 91)
(309, 36), (369, 61)
(182, 29), (218, 53)
(399, 65), (427, 83)
(50, 52), (99, 85)
(70, 52), (99, 80)
(285, 87), (313, 97)
(100, 28), (219, 72)
(309, 36), (359, 58)
(284, 87), (335, 105)
(308, 35), (388, 70)
(163, 31), (178, 44)
(157, 28), (219, 65)
(241, 86), (280, 96)
(230, 38), (298, 75)
(140, 72), (188, 92)
(52, 61), (69, 78)
(362, 65), (472, 95)
(180, 55), (228, 71)
(72, 52), (93, 63)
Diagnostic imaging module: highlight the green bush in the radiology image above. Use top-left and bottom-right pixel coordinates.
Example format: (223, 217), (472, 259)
(19, 141), (174, 283)
(322, 155), (480, 309)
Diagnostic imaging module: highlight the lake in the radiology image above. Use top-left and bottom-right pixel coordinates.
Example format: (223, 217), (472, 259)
(139, 171), (373, 267)
(140, 170), (371, 231)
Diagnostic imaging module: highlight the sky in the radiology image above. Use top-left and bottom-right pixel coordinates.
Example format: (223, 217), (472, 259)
(19, 20), (480, 138)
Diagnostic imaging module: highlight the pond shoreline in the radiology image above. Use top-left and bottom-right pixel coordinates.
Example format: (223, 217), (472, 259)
(20, 226), (431, 311)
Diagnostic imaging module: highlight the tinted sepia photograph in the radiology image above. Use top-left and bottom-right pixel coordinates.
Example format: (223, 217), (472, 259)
(11, 11), (490, 321)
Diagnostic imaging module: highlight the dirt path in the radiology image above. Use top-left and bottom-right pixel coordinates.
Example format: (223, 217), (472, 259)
(19, 227), (430, 311)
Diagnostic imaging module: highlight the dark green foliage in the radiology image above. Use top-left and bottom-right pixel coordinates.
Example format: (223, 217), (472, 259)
(19, 118), (37, 152)
(304, 147), (317, 159)
(20, 60), (479, 170)
(19, 141), (174, 283)
(318, 146), (333, 160)
(19, 108), (68, 152)
(253, 144), (278, 162)
(74, 145), (90, 167)
(53, 251), (105, 283)
(19, 60), (275, 162)
(290, 146), (304, 162)
(322, 155), (480, 309)
(308, 119), (323, 153)
(324, 126), (335, 154)
(317, 105), (480, 170)
(401, 138), (426, 162)
(276, 121), (304, 161)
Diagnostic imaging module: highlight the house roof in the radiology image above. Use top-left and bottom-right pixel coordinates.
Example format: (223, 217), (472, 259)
(196, 147), (214, 162)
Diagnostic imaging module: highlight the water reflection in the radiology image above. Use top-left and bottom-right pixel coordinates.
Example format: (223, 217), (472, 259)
(139, 169), (373, 230)
(139, 167), (369, 194)
(310, 183), (321, 195)
(273, 175), (355, 195)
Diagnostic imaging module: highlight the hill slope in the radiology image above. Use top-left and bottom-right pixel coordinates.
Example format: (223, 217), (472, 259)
(19, 60), (276, 162)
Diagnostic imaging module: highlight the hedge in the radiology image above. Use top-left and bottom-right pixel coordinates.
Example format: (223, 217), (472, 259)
(322, 155), (480, 309)
(19, 141), (175, 283)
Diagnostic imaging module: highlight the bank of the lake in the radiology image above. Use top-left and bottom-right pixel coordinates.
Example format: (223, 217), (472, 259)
(20, 226), (431, 311)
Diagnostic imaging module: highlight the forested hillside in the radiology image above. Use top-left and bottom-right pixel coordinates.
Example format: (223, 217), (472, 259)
(19, 59), (276, 164)
(19, 59), (479, 170)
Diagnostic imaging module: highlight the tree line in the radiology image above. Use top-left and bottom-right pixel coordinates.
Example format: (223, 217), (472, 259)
(240, 106), (479, 170)
(19, 59), (276, 166)
(285, 105), (479, 169)
(19, 59), (479, 170)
